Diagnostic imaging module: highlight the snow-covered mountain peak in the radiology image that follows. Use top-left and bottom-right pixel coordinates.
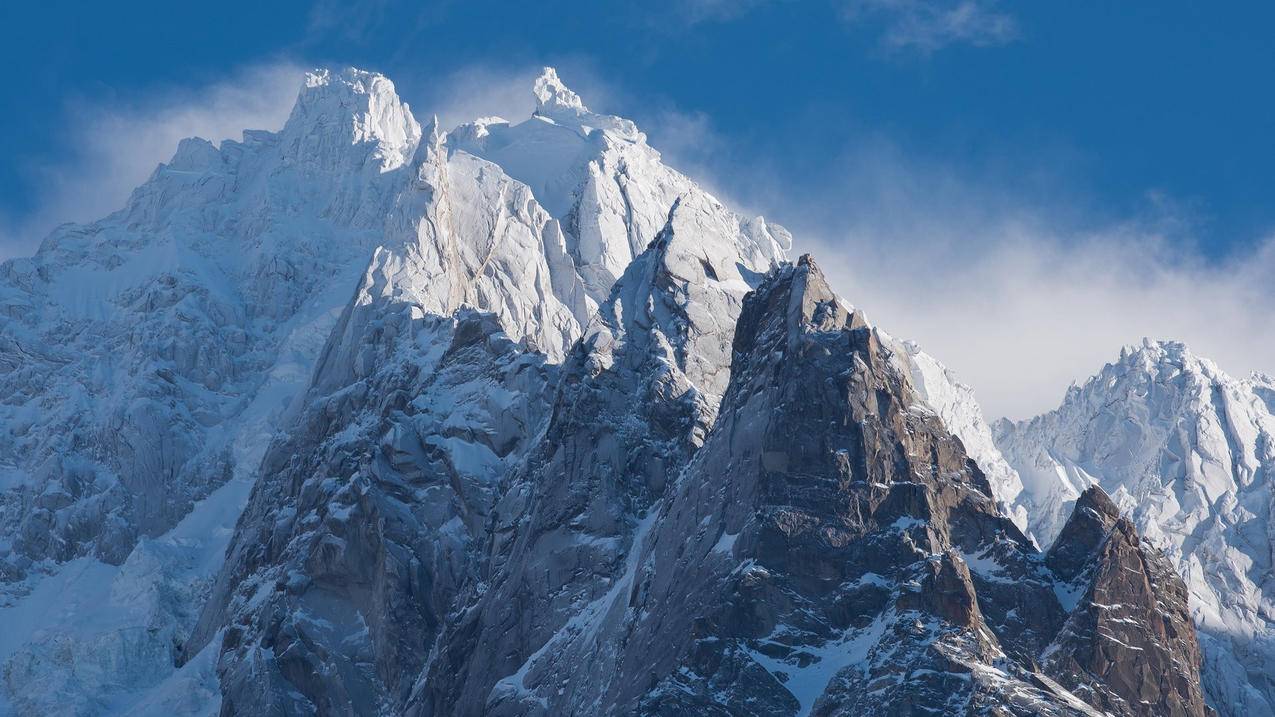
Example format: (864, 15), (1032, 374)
(533, 66), (585, 112)
(1044, 340), (1253, 442)
(1113, 338), (1217, 379)
(529, 65), (642, 142)
(282, 66), (421, 171)
(445, 66), (786, 305)
(999, 338), (1272, 545)
(165, 136), (223, 172)
(447, 68), (639, 220)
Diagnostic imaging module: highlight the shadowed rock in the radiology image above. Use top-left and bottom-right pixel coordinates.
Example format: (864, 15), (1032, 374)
(1044, 486), (1212, 716)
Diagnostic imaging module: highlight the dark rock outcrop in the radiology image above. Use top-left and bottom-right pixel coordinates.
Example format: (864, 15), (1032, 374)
(1043, 487), (1213, 716)
(186, 308), (558, 715)
(409, 196), (769, 716)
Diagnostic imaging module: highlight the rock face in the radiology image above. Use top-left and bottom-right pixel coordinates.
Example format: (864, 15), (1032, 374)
(401, 256), (1210, 717)
(181, 69), (786, 716)
(996, 341), (1275, 715)
(0, 65), (1218, 716)
(408, 191), (785, 716)
(1043, 487), (1210, 716)
(190, 309), (560, 715)
(892, 338), (1031, 535)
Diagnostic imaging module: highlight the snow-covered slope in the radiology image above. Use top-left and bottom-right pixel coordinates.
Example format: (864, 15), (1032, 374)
(0, 66), (424, 715)
(0, 67), (418, 578)
(995, 340), (1275, 714)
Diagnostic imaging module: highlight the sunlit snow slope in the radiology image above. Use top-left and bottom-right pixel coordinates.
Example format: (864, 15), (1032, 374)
(996, 340), (1275, 715)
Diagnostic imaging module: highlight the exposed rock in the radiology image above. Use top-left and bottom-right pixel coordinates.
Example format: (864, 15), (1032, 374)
(192, 308), (557, 715)
(1044, 487), (1212, 716)
(408, 192), (784, 716)
(405, 256), (1212, 716)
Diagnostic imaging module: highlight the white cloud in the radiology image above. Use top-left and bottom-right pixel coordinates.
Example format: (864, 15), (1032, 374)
(806, 224), (1275, 421)
(416, 64), (542, 130)
(0, 61), (304, 260)
(842, 0), (1019, 53)
(763, 146), (1275, 420)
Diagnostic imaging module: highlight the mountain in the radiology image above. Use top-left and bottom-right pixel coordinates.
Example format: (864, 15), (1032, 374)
(0, 66), (1214, 715)
(0, 65), (785, 716)
(895, 340), (1031, 533)
(179, 79), (787, 713)
(995, 340), (1275, 715)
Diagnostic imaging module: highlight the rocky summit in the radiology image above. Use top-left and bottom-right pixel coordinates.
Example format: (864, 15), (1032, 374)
(0, 66), (1231, 716)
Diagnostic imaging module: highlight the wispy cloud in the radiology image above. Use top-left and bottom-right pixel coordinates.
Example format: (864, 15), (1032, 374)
(676, 0), (775, 25)
(0, 61), (304, 260)
(842, 0), (1019, 53)
(639, 0), (1018, 57)
(416, 64), (542, 130)
(756, 146), (1274, 420)
(638, 98), (1275, 420)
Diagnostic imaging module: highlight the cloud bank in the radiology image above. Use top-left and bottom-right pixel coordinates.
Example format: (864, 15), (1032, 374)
(807, 217), (1275, 421)
(731, 142), (1275, 421)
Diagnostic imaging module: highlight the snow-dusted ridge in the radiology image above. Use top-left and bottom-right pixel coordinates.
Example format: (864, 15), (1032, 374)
(889, 336), (1032, 534)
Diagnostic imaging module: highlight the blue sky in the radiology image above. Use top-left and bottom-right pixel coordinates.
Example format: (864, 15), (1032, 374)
(3, 1), (1273, 253)
(2, 0), (1272, 416)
